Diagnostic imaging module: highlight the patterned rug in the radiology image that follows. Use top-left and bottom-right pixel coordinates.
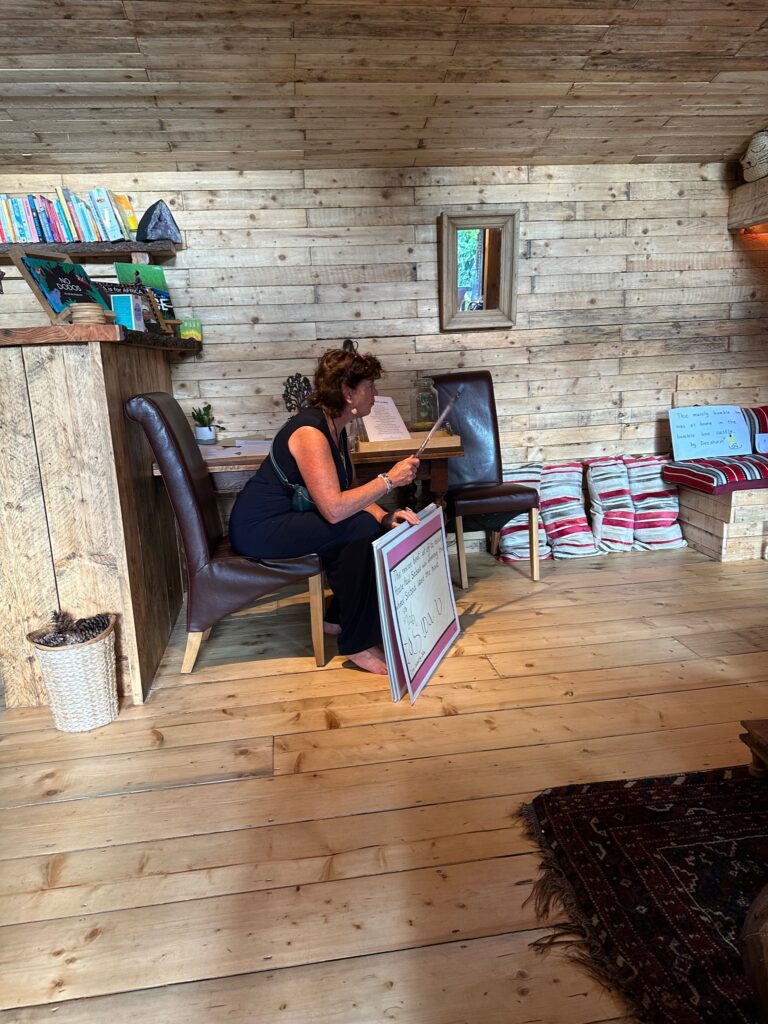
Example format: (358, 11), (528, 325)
(523, 766), (768, 1024)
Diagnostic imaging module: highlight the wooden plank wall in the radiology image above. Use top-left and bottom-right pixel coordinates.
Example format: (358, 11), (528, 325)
(3, 162), (768, 468)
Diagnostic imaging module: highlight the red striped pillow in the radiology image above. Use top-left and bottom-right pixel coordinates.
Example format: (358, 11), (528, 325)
(622, 455), (687, 551)
(540, 462), (600, 559)
(585, 457), (635, 552)
(498, 463), (552, 564)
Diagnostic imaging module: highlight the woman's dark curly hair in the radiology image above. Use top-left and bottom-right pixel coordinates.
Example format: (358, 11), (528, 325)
(309, 340), (382, 417)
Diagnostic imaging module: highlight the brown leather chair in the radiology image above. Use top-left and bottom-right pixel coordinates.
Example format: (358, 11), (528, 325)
(125, 393), (325, 674)
(431, 370), (540, 588)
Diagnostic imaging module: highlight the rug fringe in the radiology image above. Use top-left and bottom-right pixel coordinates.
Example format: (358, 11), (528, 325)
(520, 800), (644, 1018)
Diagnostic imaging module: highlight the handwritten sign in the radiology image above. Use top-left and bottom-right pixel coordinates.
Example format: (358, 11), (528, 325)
(669, 405), (752, 461)
(373, 505), (460, 703)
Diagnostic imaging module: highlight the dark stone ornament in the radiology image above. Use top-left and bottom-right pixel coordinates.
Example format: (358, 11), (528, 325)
(136, 200), (182, 244)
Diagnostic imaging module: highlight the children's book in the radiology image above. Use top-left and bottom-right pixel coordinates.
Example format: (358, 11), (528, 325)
(0, 196), (15, 242)
(21, 198), (40, 242)
(114, 262), (175, 319)
(41, 196), (63, 242)
(9, 198), (33, 243)
(89, 188), (124, 241)
(54, 197), (74, 242)
(111, 192), (138, 239)
(109, 292), (144, 330)
(31, 196), (52, 243)
(55, 187), (79, 241)
(16, 257), (111, 317)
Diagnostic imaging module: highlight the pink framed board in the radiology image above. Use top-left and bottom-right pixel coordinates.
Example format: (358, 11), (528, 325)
(373, 505), (460, 703)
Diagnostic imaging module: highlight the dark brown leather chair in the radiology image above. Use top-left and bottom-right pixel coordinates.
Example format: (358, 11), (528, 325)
(125, 393), (324, 674)
(431, 370), (540, 588)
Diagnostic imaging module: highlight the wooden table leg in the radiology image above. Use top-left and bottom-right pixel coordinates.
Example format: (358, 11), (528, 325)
(424, 458), (449, 509)
(739, 720), (768, 777)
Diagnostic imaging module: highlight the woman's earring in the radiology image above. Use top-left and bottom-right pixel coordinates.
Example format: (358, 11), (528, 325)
(351, 407), (358, 416)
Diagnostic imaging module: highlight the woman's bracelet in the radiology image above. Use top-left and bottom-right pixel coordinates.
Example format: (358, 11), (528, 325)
(378, 472), (393, 494)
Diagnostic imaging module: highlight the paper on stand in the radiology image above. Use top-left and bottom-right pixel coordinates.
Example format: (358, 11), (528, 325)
(362, 396), (410, 442)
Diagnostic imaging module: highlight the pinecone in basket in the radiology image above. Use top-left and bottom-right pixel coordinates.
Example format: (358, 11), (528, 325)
(71, 614), (111, 643)
(35, 609), (110, 647)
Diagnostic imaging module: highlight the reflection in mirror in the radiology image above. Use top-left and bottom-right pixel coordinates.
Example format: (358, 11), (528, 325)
(439, 211), (519, 332)
(456, 227), (502, 312)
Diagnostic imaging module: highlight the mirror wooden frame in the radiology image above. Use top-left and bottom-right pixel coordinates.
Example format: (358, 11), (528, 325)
(439, 211), (520, 332)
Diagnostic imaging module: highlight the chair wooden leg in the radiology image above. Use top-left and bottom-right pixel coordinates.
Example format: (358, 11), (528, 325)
(181, 631), (205, 674)
(488, 530), (501, 557)
(529, 507), (541, 582)
(455, 514), (469, 589)
(308, 572), (326, 667)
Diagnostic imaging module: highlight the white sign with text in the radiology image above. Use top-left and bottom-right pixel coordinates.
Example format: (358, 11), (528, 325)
(669, 405), (752, 461)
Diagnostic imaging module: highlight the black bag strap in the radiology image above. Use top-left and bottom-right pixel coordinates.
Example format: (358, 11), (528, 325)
(269, 441), (295, 491)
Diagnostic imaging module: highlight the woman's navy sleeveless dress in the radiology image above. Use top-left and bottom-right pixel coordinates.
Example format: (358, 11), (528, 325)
(229, 407), (382, 655)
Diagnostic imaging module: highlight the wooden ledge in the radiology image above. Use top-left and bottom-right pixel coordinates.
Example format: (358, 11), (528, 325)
(0, 324), (199, 353)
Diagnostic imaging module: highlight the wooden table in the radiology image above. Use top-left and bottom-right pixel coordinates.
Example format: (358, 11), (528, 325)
(172, 433), (464, 507)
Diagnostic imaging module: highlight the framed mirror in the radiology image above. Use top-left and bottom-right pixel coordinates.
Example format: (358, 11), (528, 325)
(439, 211), (520, 332)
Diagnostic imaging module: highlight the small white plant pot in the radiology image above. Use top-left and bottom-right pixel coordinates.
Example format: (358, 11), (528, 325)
(194, 425), (217, 445)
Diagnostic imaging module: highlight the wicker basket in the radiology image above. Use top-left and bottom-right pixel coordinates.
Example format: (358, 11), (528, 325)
(742, 130), (768, 182)
(27, 615), (119, 732)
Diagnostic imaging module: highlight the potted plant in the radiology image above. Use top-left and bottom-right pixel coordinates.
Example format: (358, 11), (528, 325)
(27, 610), (119, 732)
(191, 404), (225, 444)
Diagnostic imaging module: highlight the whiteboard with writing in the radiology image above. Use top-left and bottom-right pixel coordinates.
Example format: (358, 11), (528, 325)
(669, 405), (752, 461)
(373, 505), (460, 703)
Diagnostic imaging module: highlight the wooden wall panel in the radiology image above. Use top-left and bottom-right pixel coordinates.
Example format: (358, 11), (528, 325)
(0, 349), (58, 707)
(2, 163), (767, 470)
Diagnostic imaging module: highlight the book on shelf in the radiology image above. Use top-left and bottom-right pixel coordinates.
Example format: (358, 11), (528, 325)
(0, 196), (13, 242)
(55, 187), (78, 241)
(109, 292), (144, 331)
(30, 196), (52, 243)
(111, 192), (138, 239)
(17, 256), (111, 317)
(89, 188), (125, 242)
(9, 198), (33, 242)
(41, 196), (62, 242)
(72, 195), (93, 242)
(114, 261), (175, 319)
(21, 198), (38, 242)
(0, 187), (158, 249)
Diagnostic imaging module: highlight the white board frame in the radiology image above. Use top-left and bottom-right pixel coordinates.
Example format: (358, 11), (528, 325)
(373, 505), (460, 703)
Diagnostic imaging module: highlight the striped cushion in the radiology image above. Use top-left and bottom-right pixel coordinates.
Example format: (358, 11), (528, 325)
(741, 405), (768, 445)
(662, 454), (768, 495)
(539, 462), (600, 559)
(498, 463), (552, 564)
(585, 457), (635, 552)
(624, 455), (687, 550)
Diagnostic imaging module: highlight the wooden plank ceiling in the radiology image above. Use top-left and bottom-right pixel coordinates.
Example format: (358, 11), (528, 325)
(2, 0), (768, 171)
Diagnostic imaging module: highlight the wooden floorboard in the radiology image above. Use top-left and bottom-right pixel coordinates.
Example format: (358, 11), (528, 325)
(1, 549), (765, 1022)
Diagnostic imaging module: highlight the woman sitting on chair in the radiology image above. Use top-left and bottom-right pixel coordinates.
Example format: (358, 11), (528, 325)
(229, 344), (420, 676)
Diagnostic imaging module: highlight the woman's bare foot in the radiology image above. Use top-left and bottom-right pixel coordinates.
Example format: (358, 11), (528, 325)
(347, 647), (388, 675)
(323, 621), (342, 636)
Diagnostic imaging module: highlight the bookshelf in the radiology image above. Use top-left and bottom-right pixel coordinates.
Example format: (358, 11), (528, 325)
(0, 240), (178, 263)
